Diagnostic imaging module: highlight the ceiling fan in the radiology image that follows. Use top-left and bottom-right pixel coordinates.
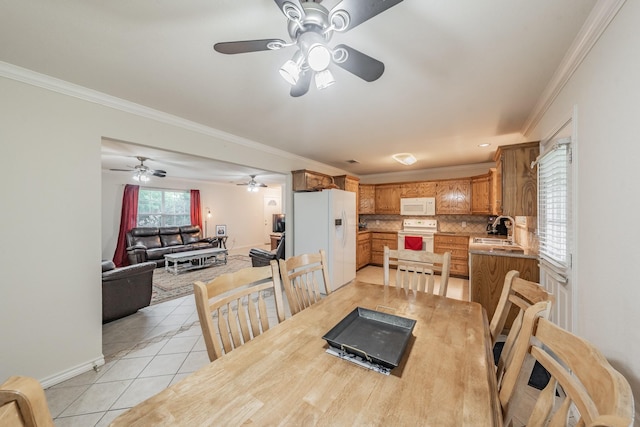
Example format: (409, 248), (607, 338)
(110, 156), (167, 182)
(213, 0), (404, 97)
(237, 175), (268, 192)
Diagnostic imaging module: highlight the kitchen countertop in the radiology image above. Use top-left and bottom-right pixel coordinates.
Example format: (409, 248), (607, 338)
(468, 237), (538, 259)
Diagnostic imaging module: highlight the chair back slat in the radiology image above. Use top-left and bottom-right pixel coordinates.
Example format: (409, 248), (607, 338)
(499, 307), (634, 426)
(383, 246), (451, 296)
(194, 261), (285, 362)
(279, 250), (331, 315)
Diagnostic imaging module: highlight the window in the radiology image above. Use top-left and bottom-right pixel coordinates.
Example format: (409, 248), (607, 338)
(538, 137), (572, 269)
(137, 188), (190, 227)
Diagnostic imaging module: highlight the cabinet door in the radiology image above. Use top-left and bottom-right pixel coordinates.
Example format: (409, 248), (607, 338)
(375, 185), (401, 214)
(400, 181), (436, 198)
(471, 174), (491, 215)
(358, 184), (376, 214)
(497, 143), (539, 216)
(435, 179), (471, 214)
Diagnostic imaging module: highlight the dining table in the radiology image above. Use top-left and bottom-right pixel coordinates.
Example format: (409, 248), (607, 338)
(111, 280), (502, 426)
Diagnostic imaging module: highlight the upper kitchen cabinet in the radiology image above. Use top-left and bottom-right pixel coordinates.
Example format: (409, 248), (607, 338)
(400, 181), (437, 198)
(291, 169), (335, 192)
(495, 142), (539, 216)
(358, 184), (375, 214)
(333, 175), (359, 193)
(436, 179), (471, 214)
(375, 184), (401, 214)
(470, 171), (498, 215)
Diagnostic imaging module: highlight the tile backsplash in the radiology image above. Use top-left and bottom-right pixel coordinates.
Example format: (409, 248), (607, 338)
(359, 214), (489, 234)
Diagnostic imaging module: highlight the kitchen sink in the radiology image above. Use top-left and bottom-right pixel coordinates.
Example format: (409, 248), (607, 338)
(472, 237), (516, 246)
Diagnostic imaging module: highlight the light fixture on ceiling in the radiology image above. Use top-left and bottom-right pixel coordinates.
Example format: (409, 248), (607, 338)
(132, 170), (150, 182)
(214, 1), (403, 97)
(392, 153), (417, 166)
(247, 183), (260, 193)
(314, 69), (335, 90)
(478, 143), (491, 147)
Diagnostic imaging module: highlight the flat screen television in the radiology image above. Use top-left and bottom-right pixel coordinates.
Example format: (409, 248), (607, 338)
(272, 214), (285, 233)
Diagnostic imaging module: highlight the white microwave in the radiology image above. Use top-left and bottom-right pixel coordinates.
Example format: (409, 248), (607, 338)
(400, 197), (436, 216)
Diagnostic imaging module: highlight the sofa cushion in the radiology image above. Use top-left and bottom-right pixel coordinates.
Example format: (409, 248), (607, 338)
(180, 225), (202, 244)
(146, 247), (175, 260)
(129, 228), (162, 249)
(160, 227), (183, 247)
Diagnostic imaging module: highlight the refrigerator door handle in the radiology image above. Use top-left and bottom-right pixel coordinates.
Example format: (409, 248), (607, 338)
(341, 209), (348, 248)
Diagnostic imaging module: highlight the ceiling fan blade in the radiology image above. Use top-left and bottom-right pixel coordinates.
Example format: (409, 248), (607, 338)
(332, 44), (384, 82)
(330, 0), (403, 32)
(151, 170), (166, 177)
(273, 0), (305, 19)
(290, 70), (312, 97)
(214, 39), (286, 55)
(109, 168), (133, 172)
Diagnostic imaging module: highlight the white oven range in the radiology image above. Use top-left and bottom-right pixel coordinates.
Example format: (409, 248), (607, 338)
(397, 219), (438, 252)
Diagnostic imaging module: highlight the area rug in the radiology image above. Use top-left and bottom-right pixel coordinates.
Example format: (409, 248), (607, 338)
(150, 254), (251, 305)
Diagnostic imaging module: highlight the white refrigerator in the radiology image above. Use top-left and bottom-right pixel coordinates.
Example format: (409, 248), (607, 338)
(293, 189), (356, 293)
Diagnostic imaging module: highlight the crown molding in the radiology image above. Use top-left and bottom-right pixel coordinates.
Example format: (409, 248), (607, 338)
(0, 61), (347, 175)
(522, 0), (627, 136)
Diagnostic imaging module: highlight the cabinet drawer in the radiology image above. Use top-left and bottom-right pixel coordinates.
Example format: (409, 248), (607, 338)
(371, 239), (397, 252)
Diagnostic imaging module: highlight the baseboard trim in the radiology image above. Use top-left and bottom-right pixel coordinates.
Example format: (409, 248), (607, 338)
(39, 355), (105, 389)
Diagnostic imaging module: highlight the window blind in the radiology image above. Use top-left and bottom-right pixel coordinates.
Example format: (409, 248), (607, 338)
(537, 138), (571, 270)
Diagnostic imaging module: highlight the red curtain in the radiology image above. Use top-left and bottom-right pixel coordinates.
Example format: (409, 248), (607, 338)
(190, 189), (202, 230)
(113, 184), (139, 267)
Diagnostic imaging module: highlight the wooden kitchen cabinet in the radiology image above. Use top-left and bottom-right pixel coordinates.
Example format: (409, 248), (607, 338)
(495, 142), (539, 216)
(333, 175), (359, 193)
(471, 171), (498, 215)
(469, 253), (539, 329)
(370, 232), (397, 265)
(358, 184), (376, 214)
(291, 169), (335, 192)
(400, 181), (436, 198)
(356, 231), (371, 270)
(434, 234), (469, 277)
(375, 184), (401, 214)
(435, 179), (471, 215)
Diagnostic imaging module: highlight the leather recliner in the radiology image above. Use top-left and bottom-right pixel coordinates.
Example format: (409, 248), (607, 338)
(101, 260), (156, 323)
(249, 233), (285, 267)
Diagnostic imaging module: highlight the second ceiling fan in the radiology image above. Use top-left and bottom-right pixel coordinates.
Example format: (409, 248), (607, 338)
(214, 0), (404, 97)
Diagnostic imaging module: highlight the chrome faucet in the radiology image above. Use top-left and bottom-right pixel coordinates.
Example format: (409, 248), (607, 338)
(492, 215), (516, 242)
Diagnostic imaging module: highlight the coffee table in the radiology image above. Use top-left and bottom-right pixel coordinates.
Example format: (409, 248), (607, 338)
(164, 248), (228, 275)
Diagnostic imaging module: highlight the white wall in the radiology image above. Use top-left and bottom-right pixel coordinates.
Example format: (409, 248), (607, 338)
(0, 71), (343, 386)
(527, 0), (640, 418)
(101, 171), (282, 259)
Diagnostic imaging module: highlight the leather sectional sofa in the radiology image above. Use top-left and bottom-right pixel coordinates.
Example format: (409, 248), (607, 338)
(126, 225), (219, 267)
(102, 260), (156, 323)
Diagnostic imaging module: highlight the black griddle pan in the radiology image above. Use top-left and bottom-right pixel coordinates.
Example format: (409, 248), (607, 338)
(322, 307), (417, 369)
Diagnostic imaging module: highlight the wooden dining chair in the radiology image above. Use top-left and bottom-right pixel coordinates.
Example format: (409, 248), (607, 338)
(499, 305), (634, 427)
(382, 246), (451, 296)
(490, 270), (554, 347)
(0, 376), (55, 427)
(279, 249), (331, 315)
(489, 271), (554, 397)
(193, 260), (285, 362)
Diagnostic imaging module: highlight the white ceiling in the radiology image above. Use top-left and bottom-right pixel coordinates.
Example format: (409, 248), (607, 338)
(1, 0), (598, 182)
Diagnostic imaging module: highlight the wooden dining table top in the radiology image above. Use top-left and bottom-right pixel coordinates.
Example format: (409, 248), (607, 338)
(111, 280), (502, 426)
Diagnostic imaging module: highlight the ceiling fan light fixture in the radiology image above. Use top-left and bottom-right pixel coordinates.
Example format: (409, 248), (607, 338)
(133, 171), (150, 182)
(279, 59), (301, 85)
(392, 153), (417, 166)
(307, 44), (331, 71)
(315, 69), (335, 90)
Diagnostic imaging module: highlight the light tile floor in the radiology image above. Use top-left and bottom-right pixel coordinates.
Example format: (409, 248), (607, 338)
(45, 258), (509, 426)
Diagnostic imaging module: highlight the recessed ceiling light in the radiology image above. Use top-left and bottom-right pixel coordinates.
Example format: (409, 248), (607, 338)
(478, 143), (491, 147)
(392, 153), (417, 166)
